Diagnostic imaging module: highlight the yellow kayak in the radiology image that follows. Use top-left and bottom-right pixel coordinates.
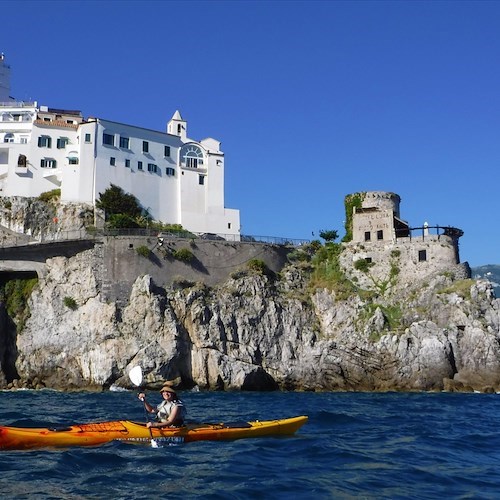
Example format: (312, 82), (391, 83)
(0, 415), (308, 450)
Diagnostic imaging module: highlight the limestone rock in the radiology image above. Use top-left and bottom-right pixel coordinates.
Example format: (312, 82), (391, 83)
(3, 247), (500, 393)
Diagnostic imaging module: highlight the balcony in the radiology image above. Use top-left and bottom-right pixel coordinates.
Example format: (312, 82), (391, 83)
(42, 168), (62, 185)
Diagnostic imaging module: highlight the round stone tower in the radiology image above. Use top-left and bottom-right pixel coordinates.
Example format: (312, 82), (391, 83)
(361, 191), (401, 218)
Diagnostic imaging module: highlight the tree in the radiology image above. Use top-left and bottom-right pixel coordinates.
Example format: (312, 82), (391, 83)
(96, 184), (142, 219)
(319, 229), (338, 243)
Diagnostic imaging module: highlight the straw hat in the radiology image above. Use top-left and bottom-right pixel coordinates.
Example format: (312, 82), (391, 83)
(159, 383), (177, 394)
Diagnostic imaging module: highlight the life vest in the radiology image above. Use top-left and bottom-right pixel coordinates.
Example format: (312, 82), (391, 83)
(156, 399), (187, 425)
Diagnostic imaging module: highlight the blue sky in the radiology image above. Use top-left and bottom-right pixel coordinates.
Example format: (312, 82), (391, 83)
(2, 0), (499, 266)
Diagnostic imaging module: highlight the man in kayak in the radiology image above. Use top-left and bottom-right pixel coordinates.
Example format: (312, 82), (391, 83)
(138, 383), (187, 428)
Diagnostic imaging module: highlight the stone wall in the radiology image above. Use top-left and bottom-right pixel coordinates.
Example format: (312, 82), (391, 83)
(101, 236), (292, 305)
(340, 234), (469, 291)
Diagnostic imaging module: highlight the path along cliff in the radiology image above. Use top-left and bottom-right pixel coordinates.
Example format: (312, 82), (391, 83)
(1, 242), (499, 393)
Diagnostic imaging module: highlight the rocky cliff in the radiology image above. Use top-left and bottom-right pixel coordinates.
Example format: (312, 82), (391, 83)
(3, 245), (500, 393)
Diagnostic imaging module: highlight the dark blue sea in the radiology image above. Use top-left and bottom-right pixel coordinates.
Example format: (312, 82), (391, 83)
(1, 390), (500, 499)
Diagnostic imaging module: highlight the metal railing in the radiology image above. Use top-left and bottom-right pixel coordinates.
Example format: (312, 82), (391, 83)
(0, 228), (310, 248)
(397, 225), (464, 241)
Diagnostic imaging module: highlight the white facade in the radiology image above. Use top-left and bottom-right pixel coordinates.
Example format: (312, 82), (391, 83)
(0, 102), (240, 239)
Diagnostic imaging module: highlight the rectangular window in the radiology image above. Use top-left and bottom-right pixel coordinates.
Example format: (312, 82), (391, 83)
(164, 145), (171, 157)
(377, 230), (384, 240)
(364, 231), (371, 241)
(20, 137), (28, 144)
(57, 137), (68, 149)
(147, 163), (158, 173)
(187, 158), (198, 169)
(119, 136), (130, 149)
(418, 250), (427, 262)
(228, 223), (231, 229)
(166, 167), (175, 176)
(138, 161), (143, 171)
(142, 141), (149, 153)
(110, 157), (116, 166)
(199, 175), (205, 185)
(69, 157), (79, 165)
(40, 158), (57, 168)
(85, 133), (92, 143)
(103, 133), (114, 146)
(125, 159), (130, 168)
(38, 136), (52, 148)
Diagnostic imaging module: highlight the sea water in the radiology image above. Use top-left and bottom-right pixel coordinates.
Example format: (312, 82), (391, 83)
(1, 390), (500, 499)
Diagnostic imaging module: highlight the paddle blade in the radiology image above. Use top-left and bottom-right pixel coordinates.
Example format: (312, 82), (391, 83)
(129, 366), (143, 387)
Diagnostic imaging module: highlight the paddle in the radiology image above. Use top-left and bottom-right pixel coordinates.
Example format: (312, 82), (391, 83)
(128, 366), (158, 448)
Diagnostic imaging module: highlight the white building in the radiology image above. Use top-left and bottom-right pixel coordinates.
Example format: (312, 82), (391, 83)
(0, 55), (240, 239)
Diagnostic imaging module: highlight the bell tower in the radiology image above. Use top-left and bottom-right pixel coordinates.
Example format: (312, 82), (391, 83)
(167, 110), (187, 141)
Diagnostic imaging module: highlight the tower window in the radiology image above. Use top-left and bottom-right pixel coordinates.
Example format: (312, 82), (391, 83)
(142, 141), (149, 153)
(199, 175), (205, 185)
(418, 250), (427, 262)
(377, 230), (384, 240)
(364, 231), (371, 241)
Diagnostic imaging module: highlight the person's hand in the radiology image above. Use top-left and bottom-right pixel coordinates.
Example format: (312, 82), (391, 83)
(138, 393), (146, 401)
(146, 422), (153, 429)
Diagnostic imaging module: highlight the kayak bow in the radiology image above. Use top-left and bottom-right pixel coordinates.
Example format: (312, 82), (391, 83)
(0, 415), (308, 450)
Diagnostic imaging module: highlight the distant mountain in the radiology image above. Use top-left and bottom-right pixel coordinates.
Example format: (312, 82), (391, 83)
(471, 265), (500, 297)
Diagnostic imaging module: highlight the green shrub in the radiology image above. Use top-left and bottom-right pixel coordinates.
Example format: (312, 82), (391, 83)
(319, 229), (338, 243)
(96, 184), (142, 219)
(1, 278), (38, 328)
(136, 245), (151, 258)
(38, 189), (61, 203)
(354, 258), (374, 273)
(107, 213), (140, 229)
(63, 296), (78, 310)
(309, 242), (355, 299)
(247, 258), (269, 274)
(173, 248), (194, 262)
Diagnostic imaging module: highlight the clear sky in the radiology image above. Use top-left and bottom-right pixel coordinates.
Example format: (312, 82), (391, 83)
(2, 0), (499, 266)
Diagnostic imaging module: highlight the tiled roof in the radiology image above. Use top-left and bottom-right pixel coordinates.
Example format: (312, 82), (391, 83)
(34, 119), (79, 129)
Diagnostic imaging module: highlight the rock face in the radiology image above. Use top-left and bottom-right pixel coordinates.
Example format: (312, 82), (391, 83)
(5, 247), (500, 392)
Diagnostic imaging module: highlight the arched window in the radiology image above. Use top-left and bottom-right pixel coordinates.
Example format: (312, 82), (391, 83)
(181, 144), (204, 169)
(4, 133), (14, 143)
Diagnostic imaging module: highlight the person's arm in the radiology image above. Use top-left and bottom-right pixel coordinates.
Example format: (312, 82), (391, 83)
(138, 393), (156, 414)
(147, 405), (181, 428)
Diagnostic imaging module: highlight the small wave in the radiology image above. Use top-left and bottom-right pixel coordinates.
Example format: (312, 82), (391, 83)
(109, 385), (129, 392)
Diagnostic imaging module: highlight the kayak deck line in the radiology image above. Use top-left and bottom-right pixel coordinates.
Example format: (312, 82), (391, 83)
(0, 415), (308, 450)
